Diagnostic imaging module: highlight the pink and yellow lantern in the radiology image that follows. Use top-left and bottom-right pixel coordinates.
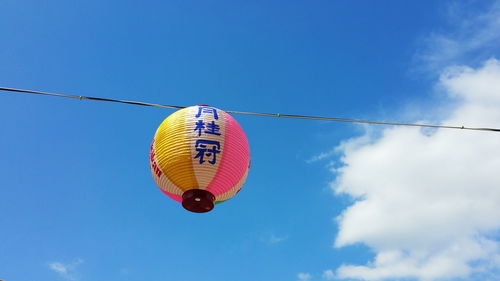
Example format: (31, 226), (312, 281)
(149, 105), (250, 213)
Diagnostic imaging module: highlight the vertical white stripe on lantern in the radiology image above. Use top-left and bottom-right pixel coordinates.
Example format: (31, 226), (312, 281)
(188, 106), (226, 189)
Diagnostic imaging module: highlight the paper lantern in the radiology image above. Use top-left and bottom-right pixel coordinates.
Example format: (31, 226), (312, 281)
(149, 105), (250, 213)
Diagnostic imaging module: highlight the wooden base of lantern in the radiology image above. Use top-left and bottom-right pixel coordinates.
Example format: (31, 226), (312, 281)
(182, 189), (215, 213)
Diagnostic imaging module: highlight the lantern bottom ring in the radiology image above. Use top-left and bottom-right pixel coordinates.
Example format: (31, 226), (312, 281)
(182, 189), (216, 213)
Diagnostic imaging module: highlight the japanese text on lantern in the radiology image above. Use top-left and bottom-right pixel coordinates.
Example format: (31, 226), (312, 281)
(150, 140), (162, 177)
(193, 107), (221, 165)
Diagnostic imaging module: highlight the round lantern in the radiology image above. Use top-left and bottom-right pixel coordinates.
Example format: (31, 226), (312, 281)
(149, 105), (250, 213)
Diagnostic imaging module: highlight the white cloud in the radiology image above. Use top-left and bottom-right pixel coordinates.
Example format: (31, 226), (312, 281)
(269, 233), (288, 244)
(261, 232), (288, 244)
(415, 0), (500, 73)
(49, 262), (69, 274)
(48, 259), (83, 281)
(307, 149), (337, 164)
(332, 59), (500, 281)
(322, 269), (335, 280)
(298, 272), (312, 281)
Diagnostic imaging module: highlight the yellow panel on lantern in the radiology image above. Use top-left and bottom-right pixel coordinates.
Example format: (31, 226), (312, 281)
(154, 108), (199, 191)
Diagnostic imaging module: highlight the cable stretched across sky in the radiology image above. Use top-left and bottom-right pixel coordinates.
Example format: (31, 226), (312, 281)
(1, 86), (499, 132)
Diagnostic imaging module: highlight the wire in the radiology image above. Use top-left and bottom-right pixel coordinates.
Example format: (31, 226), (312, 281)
(0, 87), (185, 110)
(1, 86), (499, 132)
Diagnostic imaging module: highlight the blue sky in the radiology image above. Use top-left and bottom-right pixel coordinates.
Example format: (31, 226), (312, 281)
(1, 1), (500, 281)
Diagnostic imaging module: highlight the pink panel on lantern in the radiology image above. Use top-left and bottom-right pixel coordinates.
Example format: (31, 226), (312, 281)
(206, 113), (250, 196)
(160, 189), (183, 202)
